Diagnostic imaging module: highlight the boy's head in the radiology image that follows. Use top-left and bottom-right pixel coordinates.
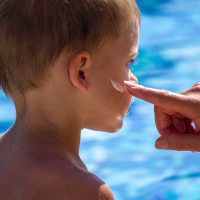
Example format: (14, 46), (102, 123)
(0, 0), (140, 97)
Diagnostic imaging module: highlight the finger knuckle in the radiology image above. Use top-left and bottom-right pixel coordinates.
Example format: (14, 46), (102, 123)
(158, 90), (170, 106)
(192, 83), (200, 91)
(160, 89), (170, 97)
(193, 82), (200, 87)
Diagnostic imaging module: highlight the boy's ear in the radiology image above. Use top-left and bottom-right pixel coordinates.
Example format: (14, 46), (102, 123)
(68, 51), (91, 92)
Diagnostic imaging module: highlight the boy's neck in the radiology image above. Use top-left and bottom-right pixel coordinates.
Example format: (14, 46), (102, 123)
(11, 88), (85, 169)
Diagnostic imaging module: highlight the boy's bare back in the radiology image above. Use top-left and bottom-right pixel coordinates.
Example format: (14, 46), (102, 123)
(0, 0), (140, 199)
(0, 131), (114, 200)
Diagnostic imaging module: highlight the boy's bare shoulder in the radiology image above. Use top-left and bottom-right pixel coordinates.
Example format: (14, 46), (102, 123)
(24, 159), (115, 200)
(0, 132), (114, 200)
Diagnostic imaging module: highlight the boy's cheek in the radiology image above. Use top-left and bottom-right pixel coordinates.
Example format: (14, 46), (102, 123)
(110, 79), (125, 93)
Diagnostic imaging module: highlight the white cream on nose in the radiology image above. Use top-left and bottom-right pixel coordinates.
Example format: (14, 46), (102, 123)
(110, 79), (124, 93)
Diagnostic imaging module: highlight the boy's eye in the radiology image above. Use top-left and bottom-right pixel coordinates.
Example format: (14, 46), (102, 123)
(126, 58), (138, 71)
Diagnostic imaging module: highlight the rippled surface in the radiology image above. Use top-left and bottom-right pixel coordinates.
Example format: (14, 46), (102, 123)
(1, 0), (200, 199)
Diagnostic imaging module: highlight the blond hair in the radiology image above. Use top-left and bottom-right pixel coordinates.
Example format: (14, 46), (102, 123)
(0, 0), (140, 96)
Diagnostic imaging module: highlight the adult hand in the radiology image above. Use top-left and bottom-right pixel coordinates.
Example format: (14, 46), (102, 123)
(124, 81), (200, 152)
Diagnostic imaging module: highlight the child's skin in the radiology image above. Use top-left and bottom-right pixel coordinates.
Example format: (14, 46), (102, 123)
(0, 23), (139, 199)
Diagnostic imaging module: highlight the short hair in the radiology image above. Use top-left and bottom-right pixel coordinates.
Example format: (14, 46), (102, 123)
(0, 0), (140, 97)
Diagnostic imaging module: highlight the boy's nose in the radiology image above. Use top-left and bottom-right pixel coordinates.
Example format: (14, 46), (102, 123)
(129, 72), (138, 84)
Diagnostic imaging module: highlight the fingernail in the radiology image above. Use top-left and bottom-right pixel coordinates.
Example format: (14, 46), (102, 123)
(155, 140), (168, 149)
(124, 81), (137, 86)
(124, 81), (143, 88)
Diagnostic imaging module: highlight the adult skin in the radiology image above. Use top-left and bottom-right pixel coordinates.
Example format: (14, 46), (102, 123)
(124, 81), (200, 152)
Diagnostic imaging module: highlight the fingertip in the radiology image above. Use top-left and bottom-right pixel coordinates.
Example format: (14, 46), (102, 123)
(155, 140), (168, 150)
(123, 81), (138, 87)
(156, 132), (200, 152)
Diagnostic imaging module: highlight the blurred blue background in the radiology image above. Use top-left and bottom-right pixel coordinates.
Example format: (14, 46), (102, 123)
(1, 0), (200, 199)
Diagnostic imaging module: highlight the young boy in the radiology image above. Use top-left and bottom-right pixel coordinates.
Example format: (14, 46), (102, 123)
(0, 0), (140, 199)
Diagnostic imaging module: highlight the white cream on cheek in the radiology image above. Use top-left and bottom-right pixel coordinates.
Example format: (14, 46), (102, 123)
(110, 79), (134, 103)
(110, 79), (124, 93)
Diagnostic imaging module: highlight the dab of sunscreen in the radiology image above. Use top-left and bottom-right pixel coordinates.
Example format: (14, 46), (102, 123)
(110, 79), (124, 93)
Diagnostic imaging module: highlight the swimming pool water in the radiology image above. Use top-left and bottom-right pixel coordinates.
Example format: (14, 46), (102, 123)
(1, 0), (200, 199)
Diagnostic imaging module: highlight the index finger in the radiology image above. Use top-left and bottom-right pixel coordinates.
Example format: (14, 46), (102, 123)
(124, 81), (198, 119)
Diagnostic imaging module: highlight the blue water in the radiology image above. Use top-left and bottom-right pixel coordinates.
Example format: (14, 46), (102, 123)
(1, 0), (200, 199)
